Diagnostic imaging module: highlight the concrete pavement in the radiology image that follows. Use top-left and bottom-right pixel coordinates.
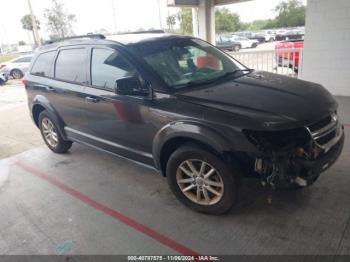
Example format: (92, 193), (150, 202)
(0, 80), (43, 159)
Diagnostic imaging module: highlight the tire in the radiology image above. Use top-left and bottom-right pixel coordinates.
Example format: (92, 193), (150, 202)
(10, 69), (24, 79)
(252, 43), (258, 48)
(38, 110), (72, 154)
(232, 45), (241, 52)
(166, 144), (239, 215)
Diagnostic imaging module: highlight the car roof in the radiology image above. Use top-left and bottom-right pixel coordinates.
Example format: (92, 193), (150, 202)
(106, 33), (191, 45)
(9, 54), (33, 62)
(37, 33), (194, 53)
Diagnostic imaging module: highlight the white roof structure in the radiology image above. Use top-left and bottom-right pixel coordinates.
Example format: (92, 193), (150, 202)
(167, 0), (252, 43)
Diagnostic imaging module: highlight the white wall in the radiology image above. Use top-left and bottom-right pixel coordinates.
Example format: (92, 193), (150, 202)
(302, 0), (350, 96)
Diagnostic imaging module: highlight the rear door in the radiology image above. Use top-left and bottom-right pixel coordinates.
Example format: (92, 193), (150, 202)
(47, 47), (89, 133)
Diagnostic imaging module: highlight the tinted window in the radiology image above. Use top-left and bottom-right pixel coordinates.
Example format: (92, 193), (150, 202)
(91, 48), (136, 90)
(14, 57), (32, 63)
(31, 52), (56, 77)
(55, 48), (86, 83)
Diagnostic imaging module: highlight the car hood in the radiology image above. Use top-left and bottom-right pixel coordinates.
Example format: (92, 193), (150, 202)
(175, 71), (337, 130)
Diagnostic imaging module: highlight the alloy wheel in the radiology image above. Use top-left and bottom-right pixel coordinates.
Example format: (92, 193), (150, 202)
(41, 117), (59, 148)
(176, 159), (224, 205)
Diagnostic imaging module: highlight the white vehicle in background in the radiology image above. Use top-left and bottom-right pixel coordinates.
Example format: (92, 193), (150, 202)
(0, 72), (8, 86)
(0, 54), (33, 79)
(230, 35), (259, 48)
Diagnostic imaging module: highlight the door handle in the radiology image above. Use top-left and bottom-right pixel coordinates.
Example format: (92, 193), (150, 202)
(85, 96), (100, 103)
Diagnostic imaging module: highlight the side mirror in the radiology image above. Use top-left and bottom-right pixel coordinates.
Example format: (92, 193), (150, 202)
(115, 76), (149, 96)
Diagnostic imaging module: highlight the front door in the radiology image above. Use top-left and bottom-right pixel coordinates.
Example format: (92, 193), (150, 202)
(81, 47), (155, 164)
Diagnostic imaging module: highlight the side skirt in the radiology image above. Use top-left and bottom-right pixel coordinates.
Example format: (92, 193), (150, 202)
(65, 127), (157, 171)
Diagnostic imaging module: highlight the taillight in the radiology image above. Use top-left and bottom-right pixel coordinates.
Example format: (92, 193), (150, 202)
(0, 64), (6, 70)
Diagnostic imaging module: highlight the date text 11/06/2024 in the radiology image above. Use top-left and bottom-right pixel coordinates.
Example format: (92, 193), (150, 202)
(127, 255), (219, 261)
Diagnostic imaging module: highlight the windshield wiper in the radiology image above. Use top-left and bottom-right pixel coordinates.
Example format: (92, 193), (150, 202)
(224, 68), (254, 78)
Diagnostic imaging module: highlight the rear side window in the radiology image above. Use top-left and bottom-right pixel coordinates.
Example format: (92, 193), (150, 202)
(31, 51), (56, 77)
(91, 48), (136, 90)
(55, 48), (86, 83)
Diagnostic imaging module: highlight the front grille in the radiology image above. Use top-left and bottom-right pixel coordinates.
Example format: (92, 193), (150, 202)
(315, 129), (336, 145)
(308, 116), (332, 133)
(306, 113), (340, 150)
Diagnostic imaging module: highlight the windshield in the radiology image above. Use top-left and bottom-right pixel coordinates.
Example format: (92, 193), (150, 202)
(130, 38), (247, 89)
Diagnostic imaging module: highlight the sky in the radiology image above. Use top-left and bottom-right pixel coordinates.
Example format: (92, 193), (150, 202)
(0, 0), (307, 45)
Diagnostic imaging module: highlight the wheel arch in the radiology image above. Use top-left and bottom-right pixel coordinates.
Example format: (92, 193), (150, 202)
(153, 121), (233, 176)
(31, 95), (68, 140)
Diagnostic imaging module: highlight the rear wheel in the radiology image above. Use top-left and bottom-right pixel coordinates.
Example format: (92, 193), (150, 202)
(11, 69), (23, 79)
(166, 144), (239, 215)
(39, 111), (72, 153)
(233, 45), (241, 52)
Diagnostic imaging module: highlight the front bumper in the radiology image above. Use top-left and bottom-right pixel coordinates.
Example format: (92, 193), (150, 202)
(0, 72), (8, 82)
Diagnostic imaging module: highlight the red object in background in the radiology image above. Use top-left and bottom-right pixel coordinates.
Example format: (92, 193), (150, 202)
(275, 40), (304, 67)
(21, 79), (27, 87)
(197, 55), (221, 70)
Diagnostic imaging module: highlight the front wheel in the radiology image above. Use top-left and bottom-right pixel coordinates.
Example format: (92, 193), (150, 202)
(166, 144), (239, 215)
(39, 111), (72, 153)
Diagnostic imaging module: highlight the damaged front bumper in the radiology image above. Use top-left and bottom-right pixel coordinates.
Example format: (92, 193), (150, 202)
(295, 127), (344, 180)
(248, 114), (345, 188)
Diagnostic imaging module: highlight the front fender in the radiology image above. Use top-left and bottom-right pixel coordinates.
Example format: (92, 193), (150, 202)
(152, 120), (233, 171)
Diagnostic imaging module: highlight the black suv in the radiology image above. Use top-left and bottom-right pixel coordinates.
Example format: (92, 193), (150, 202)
(25, 33), (344, 215)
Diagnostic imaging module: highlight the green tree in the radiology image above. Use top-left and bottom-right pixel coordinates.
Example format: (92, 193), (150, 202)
(177, 8), (192, 35)
(21, 14), (40, 43)
(274, 0), (305, 28)
(215, 8), (243, 33)
(166, 14), (176, 31)
(44, 0), (76, 39)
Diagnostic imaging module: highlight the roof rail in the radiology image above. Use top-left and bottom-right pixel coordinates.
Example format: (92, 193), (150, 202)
(116, 30), (165, 35)
(44, 34), (106, 45)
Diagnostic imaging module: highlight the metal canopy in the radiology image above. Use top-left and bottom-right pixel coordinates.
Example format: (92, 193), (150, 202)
(167, 0), (251, 44)
(167, 0), (250, 7)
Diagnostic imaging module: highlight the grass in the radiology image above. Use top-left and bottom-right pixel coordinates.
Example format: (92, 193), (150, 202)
(0, 54), (18, 63)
